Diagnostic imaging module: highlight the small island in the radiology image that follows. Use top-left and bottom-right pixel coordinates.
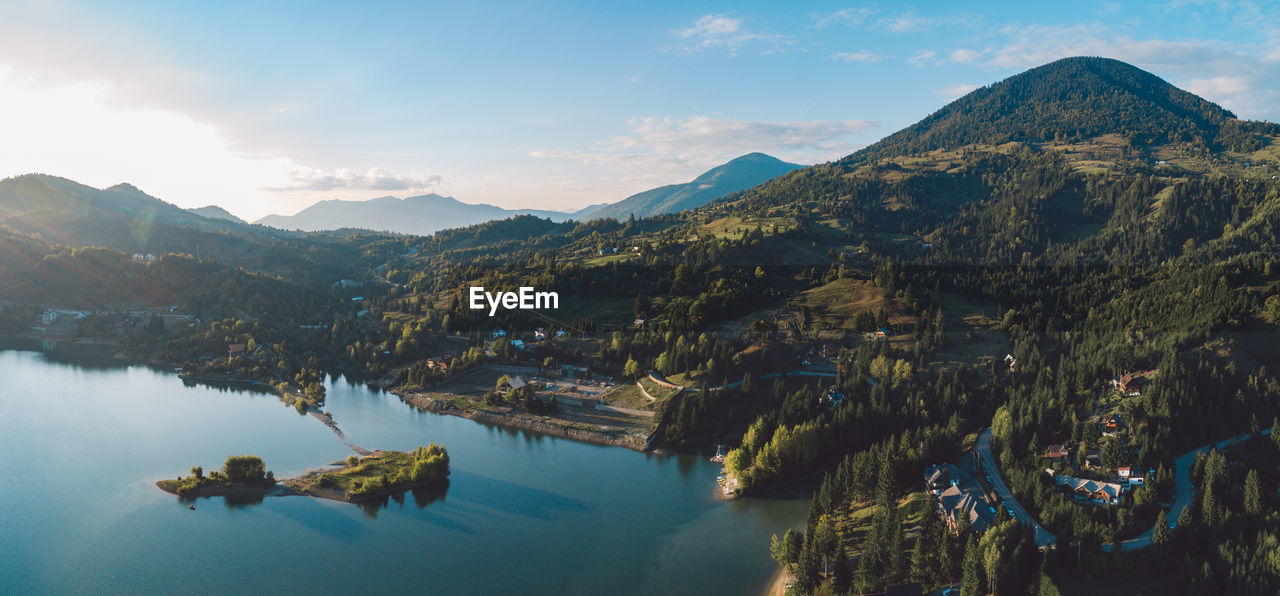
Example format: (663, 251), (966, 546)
(158, 445), (450, 504)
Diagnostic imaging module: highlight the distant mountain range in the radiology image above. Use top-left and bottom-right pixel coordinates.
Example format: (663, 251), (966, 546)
(254, 194), (587, 236)
(188, 205), (246, 224)
(584, 153), (804, 221)
(252, 153), (801, 235)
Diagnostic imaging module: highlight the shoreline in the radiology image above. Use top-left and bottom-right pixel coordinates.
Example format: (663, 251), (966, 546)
(764, 566), (791, 596)
(156, 471), (449, 505)
(392, 389), (649, 451)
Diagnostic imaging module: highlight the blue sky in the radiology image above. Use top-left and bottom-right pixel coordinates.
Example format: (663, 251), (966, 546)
(0, 0), (1277, 220)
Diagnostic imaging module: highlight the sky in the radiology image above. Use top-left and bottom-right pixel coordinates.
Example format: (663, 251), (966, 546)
(1, 0), (1278, 221)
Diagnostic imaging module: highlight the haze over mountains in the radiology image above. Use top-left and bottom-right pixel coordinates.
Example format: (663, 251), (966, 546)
(252, 153), (802, 235)
(582, 153), (804, 221)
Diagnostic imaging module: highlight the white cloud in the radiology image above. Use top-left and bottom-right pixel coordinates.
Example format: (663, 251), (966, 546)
(907, 50), (938, 67)
(271, 166), (443, 192)
(0, 63), (443, 220)
(816, 8), (877, 28)
(948, 49), (983, 64)
(881, 12), (936, 33)
(532, 116), (878, 182)
(937, 83), (982, 99)
(671, 14), (789, 55)
(832, 50), (882, 63)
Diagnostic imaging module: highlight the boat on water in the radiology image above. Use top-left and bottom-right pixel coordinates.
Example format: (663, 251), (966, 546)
(188, 505), (196, 510)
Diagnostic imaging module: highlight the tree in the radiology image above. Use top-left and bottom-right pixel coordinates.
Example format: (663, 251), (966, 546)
(1244, 469), (1264, 516)
(797, 542), (822, 594)
(771, 529), (802, 571)
(833, 545), (853, 595)
(221, 455), (268, 485)
(190, 465), (203, 479)
(960, 534), (982, 596)
(1200, 484), (1222, 527)
(1152, 510), (1170, 557)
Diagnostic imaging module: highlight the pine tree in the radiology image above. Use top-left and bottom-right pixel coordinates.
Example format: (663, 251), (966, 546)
(1200, 484), (1221, 527)
(1244, 469), (1263, 516)
(833, 545), (853, 595)
(797, 542), (822, 595)
(1151, 510), (1170, 557)
(960, 534), (982, 596)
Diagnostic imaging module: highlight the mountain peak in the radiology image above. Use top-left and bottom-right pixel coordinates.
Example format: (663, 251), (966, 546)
(849, 56), (1245, 162)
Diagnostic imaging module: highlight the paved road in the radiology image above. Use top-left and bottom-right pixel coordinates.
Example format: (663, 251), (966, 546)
(977, 427), (1273, 552)
(975, 429), (1057, 547)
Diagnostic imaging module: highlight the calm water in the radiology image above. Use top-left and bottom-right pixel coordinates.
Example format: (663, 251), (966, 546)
(0, 341), (807, 595)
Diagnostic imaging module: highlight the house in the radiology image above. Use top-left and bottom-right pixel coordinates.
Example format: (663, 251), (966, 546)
(425, 358), (449, 370)
(555, 329), (567, 338)
(937, 484), (995, 533)
(502, 376), (528, 390)
(534, 328), (546, 340)
(1084, 449), (1102, 470)
(1117, 467), (1146, 486)
(1115, 373), (1142, 396)
(923, 463), (960, 493)
(1055, 474), (1125, 505)
(633, 318), (645, 327)
(510, 339), (525, 350)
(1005, 354), (1017, 371)
(227, 344), (247, 359)
(491, 329), (507, 338)
(1103, 413), (1127, 436)
(1046, 444), (1068, 461)
(864, 584), (923, 596)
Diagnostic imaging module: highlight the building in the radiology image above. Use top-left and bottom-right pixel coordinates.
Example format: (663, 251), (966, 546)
(937, 484), (995, 533)
(1115, 373), (1142, 396)
(227, 344), (247, 359)
(1103, 413), (1127, 436)
(923, 463), (960, 493)
(1117, 467), (1146, 486)
(1055, 474), (1125, 505)
(511, 339), (525, 350)
(534, 328), (546, 340)
(425, 358), (450, 371)
(1046, 444), (1068, 461)
(502, 376), (528, 390)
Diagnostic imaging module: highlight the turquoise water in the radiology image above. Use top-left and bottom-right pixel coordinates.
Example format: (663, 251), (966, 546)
(0, 342), (807, 595)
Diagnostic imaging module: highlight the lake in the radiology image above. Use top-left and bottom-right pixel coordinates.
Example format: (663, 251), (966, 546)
(0, 340), (808, 595)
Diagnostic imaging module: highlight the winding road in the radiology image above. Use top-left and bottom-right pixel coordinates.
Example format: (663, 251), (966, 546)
(974, 427), (1272, 551)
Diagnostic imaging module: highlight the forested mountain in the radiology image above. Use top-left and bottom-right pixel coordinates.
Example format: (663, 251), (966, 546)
(845, 56), (1272, 163)
(585, 153), (803, 221)
(254, 193), (576, 235)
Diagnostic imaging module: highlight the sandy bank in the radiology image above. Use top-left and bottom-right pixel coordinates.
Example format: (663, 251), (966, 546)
(393, 390), (648, 451)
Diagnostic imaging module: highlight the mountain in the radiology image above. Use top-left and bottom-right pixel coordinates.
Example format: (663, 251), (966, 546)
(849, 56), (1266, 163)
(585, 153), (804, 221)
(254, 194), (577, 236)
(188, 205), (246, 224)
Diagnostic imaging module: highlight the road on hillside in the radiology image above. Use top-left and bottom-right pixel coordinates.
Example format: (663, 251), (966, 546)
(974, 429), (1057, 547)
(977, 427), (1273, 552)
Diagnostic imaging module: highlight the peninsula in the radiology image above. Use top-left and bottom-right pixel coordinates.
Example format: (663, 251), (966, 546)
(157, 446), (450, 504)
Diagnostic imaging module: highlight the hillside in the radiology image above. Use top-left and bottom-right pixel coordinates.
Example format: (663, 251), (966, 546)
(255, 193), (576, 236)
(585, 153), (803, 221)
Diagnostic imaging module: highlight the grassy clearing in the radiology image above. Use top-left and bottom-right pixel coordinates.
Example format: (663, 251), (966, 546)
(835, 490), (931, 552)
(602, 382), (652, 409)
(790, 277), (914, 330)
(294, 447), (448, 498)
(638, 376), (682, 400)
